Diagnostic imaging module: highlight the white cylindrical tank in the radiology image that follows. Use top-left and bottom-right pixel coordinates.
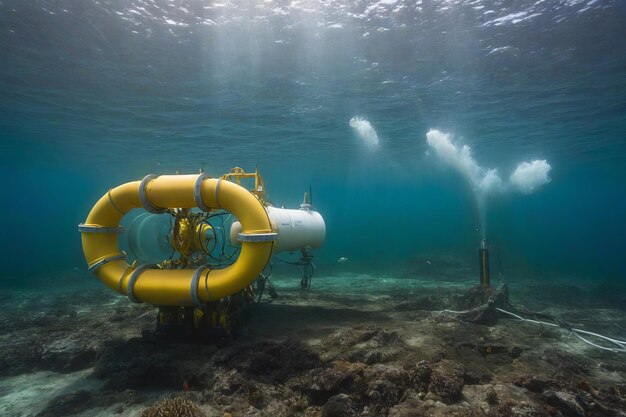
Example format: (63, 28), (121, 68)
(230, 205), (326, 253)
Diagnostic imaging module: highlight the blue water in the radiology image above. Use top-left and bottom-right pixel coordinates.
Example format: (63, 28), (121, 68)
(1, 0), (625, 287)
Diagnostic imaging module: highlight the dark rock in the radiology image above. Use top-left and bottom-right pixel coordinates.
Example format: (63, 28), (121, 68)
(41, 337), (97, 372)
(598, 361), (626, 374)
(363, 350), (384, 364)
(477, 343), (509, 356)
(513, 375), (550, 393)
(387, 399), (426, 417)
(94, 339), (176, 389)
(324, 328), (377, 349)
(510, 346), (523, 358)
(487, 404), (513, 417)
(204, 372), (264, 410)
(205, 370), (246, 405)
(363, 366), (412, 413)
(0, 341), (44, 376)
(367, 379), (401, 410)
(512, 402), (551, 417)
(543, 390), (585, 417)
(485, 387), (499, 405)
(94, 338), (216, 390)
(374, 330), (401, 346)
(243, 381), (265, 409)
(371, 366), (412, 389)
(412, 360), (432, 392)
(348, 348), (394, 365)
(463, 369), (491, 385)
(324, 328), (402, 362)
(36, 390), (92, 417)
(428, 360), (465, 404)
(292, 361), (366, 406)
(214, 338), (320, 384)
(342, 329), (402, 365)
(541, 349), (590, 375)
(322, 394), (356, 417)
(578, 388), (626, 417)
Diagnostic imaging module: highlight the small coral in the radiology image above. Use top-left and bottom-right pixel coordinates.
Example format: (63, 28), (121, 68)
(367, 379), (401, 409)
(486, 404), (513, 417)
(485, 387), (499, 405)
(413, 360), (432, 392)
(428, 360), (465, 404)
(141, 396), (205, 417)
(322, 394), (356, 417)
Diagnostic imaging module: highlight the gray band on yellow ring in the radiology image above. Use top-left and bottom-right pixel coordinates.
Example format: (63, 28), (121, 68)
(139, 174), (167, 214)
(116, 265), (133, 292)
(127, 263), (158, 303)
(190, 265), (209, 307)
(194, 173), (211, 212)
(215, 178), (223, 208)
(237, 232), (278, 242)
(78, 223), (126, 234)
(204, 269), (212, 302)
(88, 252), (127, 274)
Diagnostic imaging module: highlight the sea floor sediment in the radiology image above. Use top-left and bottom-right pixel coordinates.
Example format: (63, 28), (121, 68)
(1, 274), (625, 417)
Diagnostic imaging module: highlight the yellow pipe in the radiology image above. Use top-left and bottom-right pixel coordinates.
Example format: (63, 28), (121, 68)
(80, 174), (274, 305)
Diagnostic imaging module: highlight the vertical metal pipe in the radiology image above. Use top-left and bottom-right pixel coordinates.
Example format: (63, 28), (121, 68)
(479, 239), (490, 287)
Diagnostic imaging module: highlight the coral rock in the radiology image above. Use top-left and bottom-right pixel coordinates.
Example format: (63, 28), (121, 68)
(428, 360), (465, 404)
(543, 390), (585, 417)
(387, 399), (427, 417)
(294, 361), (366, 406)
(322, 394), (356, 417)
(141, 396), (206, 417)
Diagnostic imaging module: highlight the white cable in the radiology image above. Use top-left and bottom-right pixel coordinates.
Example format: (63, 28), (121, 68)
(496, 307), (625, 353)
(573, 328), (626, 347)
(496, 308), (558, 327)
(573, 332), (626, 353)
(441, 309), (474, 314)
(443, 307), (626, 351)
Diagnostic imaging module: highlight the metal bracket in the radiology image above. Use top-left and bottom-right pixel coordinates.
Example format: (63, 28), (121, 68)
(194, 173), (212, 212)
(190, 265), (209, 307)
(78, 223), (126, 234)
(116, 265), (133, 292)
(88, 252), (127, 274)
(139, 174), (167, 214)
(127, 263), (158, 303)
(215, 177), (223, 208)
(237, 232), (278, 242)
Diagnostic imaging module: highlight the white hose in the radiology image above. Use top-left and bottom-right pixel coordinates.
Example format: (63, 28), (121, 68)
(496, 308), (626, 353)
(573, 332), (626, 353)
(573, 328), (626, 347)
(442, 309), (474, 314)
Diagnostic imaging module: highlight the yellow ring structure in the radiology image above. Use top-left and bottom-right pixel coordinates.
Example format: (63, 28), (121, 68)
(80, 174), (274, 306)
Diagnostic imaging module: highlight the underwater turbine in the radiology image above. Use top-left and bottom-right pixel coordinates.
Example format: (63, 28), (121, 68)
(78, 167), (325, 335)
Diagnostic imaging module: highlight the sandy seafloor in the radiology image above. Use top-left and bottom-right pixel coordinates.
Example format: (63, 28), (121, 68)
(1, 262), (625, 417)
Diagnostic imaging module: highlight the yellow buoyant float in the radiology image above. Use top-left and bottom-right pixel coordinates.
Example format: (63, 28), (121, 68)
(79, 173), (276, 306)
